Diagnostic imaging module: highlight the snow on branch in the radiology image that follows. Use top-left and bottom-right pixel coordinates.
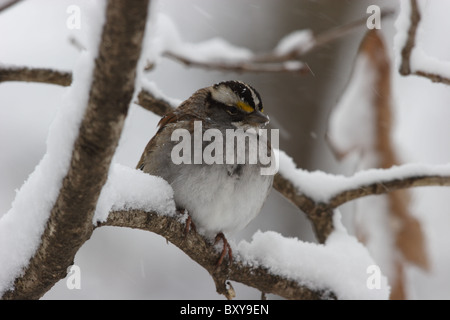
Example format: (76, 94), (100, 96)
(131, 86), (450, 246)
(88, 144), (450, 300)
(146, 11), (394, 75)
(100, 207), (334, 300)
(1, 3), (447, 300)
(6, 58), (448, 246)
(278, 150), (450, 205)
(1, 0), (150, 299)
(96, 164), (389, 299)
(397, 0), (450, 85)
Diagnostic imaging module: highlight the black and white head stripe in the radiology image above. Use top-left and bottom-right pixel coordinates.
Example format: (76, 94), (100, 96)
(211, 81), (263, 112)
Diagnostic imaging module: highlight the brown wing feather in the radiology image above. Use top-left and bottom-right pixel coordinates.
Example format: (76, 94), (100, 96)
(136, 109), (199, 170)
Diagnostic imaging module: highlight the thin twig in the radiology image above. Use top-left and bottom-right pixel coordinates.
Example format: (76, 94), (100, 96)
(163, 51), (309, 74)
(0, 67), (72, 86)
(399, 0), (421, 75)
(255, 8), (396, 64)
(136, 89), (175, 115)
(162, 9), (395, 74)
(328, 175), (450, 209)
(414, 70), (450, 86)
(399, 0), (450, 85)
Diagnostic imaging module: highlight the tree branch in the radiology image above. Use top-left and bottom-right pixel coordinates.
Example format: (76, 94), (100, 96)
(157, 9), (395, 74)
(399, 0), (450, 85)
(0, 0), (24, 13)
(328, 174), (450, 209)
(0, 11), (395, 84)
(273, 173), (334, 244)
(163, 51), (309, 74)
(274, 167), (450, 243)
(99, 209), (334, 300)
(1, 0), (150, 299)
(399, 0), (420, 76)
(136, 88), (175, 115)
(3, 2), (450, 299)
(0, 67), (72, 86)
(254, 8), (396, 64)
(132, 89), (450, 246)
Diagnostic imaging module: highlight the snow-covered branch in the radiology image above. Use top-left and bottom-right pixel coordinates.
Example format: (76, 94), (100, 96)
(132, 85), (450, 246)
(92, 164), (387, 300)
(137, 88), (177, 115)
(2, 1), (449, 300)
(5, 56), (447, 279)
(397, 0), (450, 85)
(99, 208), (332, 300)
(1, 0), (150, 299)
(163, 50), (309, 74)
(276, 151), (450, 240)
(146, 11), (394, 75)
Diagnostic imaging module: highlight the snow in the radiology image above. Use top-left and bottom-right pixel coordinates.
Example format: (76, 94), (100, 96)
(237, 212), (390, 299)
(1, 0), (449, 301)
(94, 164), (176, 223)
(283, 60), (305, 71)
(327, 54), (376, 159)
(394, 0), (450, 80)
(392, 0), (450, 297)
(277, 149), (450, 203)
(0, 1), (106, 296)
(145, 13), (253, 65)
(408, 0), (450, 80)
(393, 0), (411, 70)
(353, 196), (398, 282)
(274, 29), (314, 56)
(326, 27), (401, 286)
(140, 79), (182, 108)
(410, 47), (450, 80)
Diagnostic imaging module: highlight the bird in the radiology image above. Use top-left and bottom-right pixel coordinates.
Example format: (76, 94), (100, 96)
(137, 80), (274, 266)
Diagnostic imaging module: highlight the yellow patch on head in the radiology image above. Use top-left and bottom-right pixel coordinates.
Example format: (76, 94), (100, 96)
(236, 101), (254, 113)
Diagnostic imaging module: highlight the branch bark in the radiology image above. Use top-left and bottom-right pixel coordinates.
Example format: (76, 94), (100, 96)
(2, 3), (450, 299)
(1, 0), (150, 299)
(133, 88), (450, 245)
(273, 173), (334, 244)
(99, 209), (334, 300)
(399, 0), (450, 85)
(7, 72), (445, 246)
(162, 51), (310, 74)
(254, 9), (395, 64)
(137, 88), (176, 115)
(399, 0), (421, 76)
(328, 174), (450, 209)
(0, 0), (24, 13)
(0, 67), (72, 86)
(274, 169), (450, 243)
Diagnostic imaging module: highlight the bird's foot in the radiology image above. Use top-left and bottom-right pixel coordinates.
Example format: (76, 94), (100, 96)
(214, 232), (233, 268)
(176, 208), (196, 237)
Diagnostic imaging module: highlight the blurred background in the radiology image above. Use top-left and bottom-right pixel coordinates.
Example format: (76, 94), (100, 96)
(1, 0), (449, 299)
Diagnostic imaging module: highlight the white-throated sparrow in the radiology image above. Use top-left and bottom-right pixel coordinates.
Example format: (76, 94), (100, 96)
(137, 81), (274, 266)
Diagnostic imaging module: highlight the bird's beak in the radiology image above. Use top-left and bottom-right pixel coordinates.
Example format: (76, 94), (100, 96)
(247, 110), (270, 127)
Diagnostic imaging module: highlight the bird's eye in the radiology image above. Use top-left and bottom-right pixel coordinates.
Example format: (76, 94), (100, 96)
(226, 108), (238, 116)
